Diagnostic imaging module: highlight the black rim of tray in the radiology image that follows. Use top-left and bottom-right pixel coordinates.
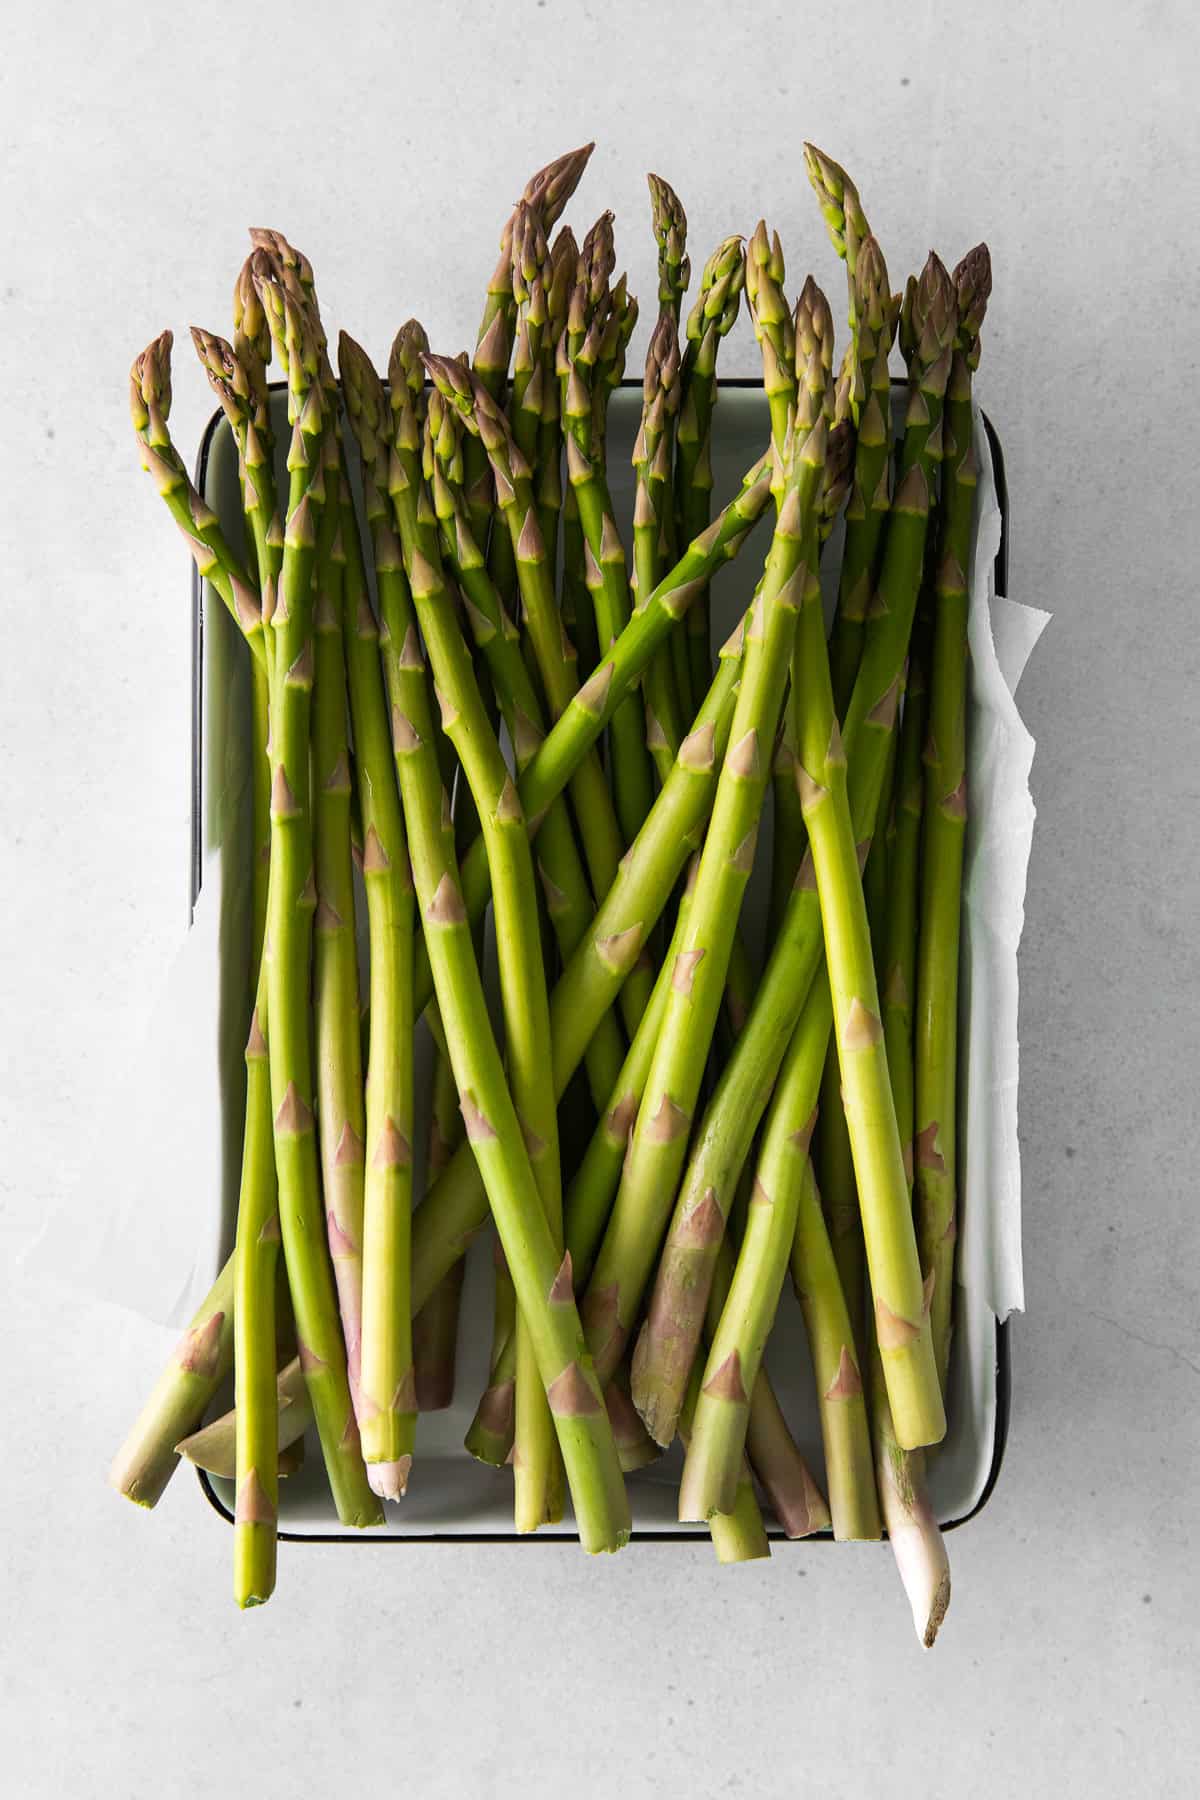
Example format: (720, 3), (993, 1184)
(190, 382), (1012, 1544)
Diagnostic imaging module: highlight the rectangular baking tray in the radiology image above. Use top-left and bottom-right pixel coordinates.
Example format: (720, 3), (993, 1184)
(190, 379), (1010, 1542)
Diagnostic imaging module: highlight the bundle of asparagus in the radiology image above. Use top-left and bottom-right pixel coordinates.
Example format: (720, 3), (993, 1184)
(112, 142), (992, 1647)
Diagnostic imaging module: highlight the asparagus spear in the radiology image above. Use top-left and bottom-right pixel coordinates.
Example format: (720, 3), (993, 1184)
(406, 653), (742, 1312)
(647, 171), (691, 320)
(250, 280), (384, 1525)
(189, 322), (278, 972)
(109, 1256), (235, 1507)
(176, 1356), (311, 1479)
(388, 337), (567, 1531)
(634, 311), (687, 782)
(767, 711), (805, 941)
(914, 245), (992, 1394)
(463, 143), (595, 546)
(580, 338), (831, 1391)
(702, 1232), (832, 1539)
(411, 1049), (466, 1412)
(644, 174), (695, 723)
(882, 624), (931, 1187)
(340, 341), (629, 1553)
(679, 968), (828, 1520)
(788, 1087), (882, 1537)
(464, 1238), (518, 1467)
(423, 383), (628, 1101)
(677, 1368), (769, 1565)
(425, 357), (624, 893)
(559, 263), (656, 839)
(676, 234), (746, 702)
(399, 450), (770, 1025)
(129, 333), (266, 669)
(787, 269), (948, 1449)
(826, 238), (895, 716)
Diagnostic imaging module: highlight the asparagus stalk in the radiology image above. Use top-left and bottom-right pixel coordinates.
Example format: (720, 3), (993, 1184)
(463, 143), (595, 546)
(676, 234), (746, 702)
(826, 238), (895, 716)
(559, 258), (656, 839)
(633, 251), (956, 1451)
(251, 280), (383, 1526)
(190, 321), (279, 972)
(403, 451), (771, 1020)
(388, 339), (567, 1533)
(914, 245), (992, 1394)
(109, 1256), (236, 1507)
(634, 311), (687, 782)
(230, 973), (281, 1604)
(341, 347), (629, 1553)
(464, 1238), (518, 1467)
(787, 265), (949, 1448)
(644, 174), (695, 723)
(130, 333), (266, 670)
(678, 1368), (770, 1565)
(881, 625), (931, 1187)
(425, 356), (626, 901)
(412, 1048), (466, 1412)
(744, 222), (796, 446)
(701, 1233), (832, 1539)
(869, 1332), (950, 1646)
(423, 375), (627, 1102)
(679, 968), (832, 1521)
(580, 349), (830, 1391)
(767, 711), (805, 941)
(308, 448), (370, 1428)
(406, 654), (742, 1313)
(176, 1356), (311, 1479)
(788, 1053), (882, 1538)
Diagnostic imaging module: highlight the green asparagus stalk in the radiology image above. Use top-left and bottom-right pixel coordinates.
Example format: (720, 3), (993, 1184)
(676, 234), (746, 702)
(403, 450), (771, 1021)
(882, 625), (931, 1188)
(802, 143), (873, 357)
(464, 144), (595, 549)
(744, 222), (796, 446)
(130, 333), (266, 670)
(816, 1031), (864, 1357)
(767, 711), (805, 941)
(190, 322), (278, 972)
(465, 1237), (518, 1466)
(702, 1233), (832, 1539)
(647, 171), (691, 320)
(341, 346), (629, 1553)
(869, 1329), (950, 1645)
(826, 238), (895, 716)
(788, 1004), (881, 1541)
(251, 279), (382, 1525)
(407, 654), (742, 1314)
(230, 975), (281, 1603)
(678, 1367), (770, 1565)
(423, 380), (627, 1102)
(176, 1356), (310, 1480)
(109, 1256), (236, 1507)
(679, 967), (833, 1521)
(565, 860), (698, 1283)
(634, 311), (687, 782)
(412, 1048), (466, 1411)
(309, 448), (370, 1427)
(914, 245), (991, 1394)
(580, 359), (830, 1392)
(425, 357), (626, 900)
(786, 285), (947, 1451)
(391, 340), (567, 1533)
(644, 174), (694, 722)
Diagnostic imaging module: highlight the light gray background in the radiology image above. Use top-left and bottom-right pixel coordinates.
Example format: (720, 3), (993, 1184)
(2, 2), (1197, 1795)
